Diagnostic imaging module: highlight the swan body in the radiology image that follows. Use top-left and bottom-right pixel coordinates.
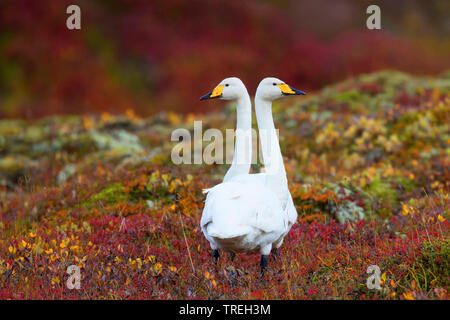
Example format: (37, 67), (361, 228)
(202, 180), (287, 255)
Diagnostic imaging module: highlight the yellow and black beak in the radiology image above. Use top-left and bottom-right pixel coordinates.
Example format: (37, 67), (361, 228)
(200, 84), (225, 100)
(277, 84), (306, 96)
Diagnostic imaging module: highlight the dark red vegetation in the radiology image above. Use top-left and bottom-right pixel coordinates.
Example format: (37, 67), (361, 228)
(0, 0), (449, 118)
(0, 70), (448, 299)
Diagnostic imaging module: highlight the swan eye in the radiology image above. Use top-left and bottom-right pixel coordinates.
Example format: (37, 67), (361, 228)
(225, 84), (229, 87)
(273, 83), (277, 86)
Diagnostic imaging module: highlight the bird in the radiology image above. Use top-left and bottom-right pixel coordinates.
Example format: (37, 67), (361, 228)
(253, 77), (306, 262)
(200, 77), (252, 183)
(199, 77), (306, 275)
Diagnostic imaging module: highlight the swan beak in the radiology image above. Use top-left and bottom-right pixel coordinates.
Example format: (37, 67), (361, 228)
(200, 85), (225, 100)
(278, 84), (306, 96)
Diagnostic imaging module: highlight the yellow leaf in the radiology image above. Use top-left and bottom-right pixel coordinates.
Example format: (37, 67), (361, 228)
(169, 266), (177, 272)
(360, 177), (366, 187)
(153, 262), (162, 274)
(366, 167), (376, 180)
(390, 279), (397, 288)
(167, 112), (181, 125)
(82, 116), (96, 130)
(437, 215), (445, 222)
(100, 112), (113, 122)
(52, 276), (60, 285)
(403, 292), (414, 300)
(402, 204), (409, 216)
(125, 109), (138, 120)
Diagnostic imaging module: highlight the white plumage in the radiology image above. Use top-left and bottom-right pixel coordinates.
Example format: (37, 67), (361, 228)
(199, 77), (306, 272)
(201, 176), (287, 255)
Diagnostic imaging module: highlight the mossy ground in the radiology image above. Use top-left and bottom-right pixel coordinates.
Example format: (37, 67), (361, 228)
(0, 71), (448, 299)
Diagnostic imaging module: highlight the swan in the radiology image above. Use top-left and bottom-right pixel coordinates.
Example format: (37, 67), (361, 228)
(199, 77), (253, 262)
(199, 77), (305, 275)
(200, 77), (252, 182)
(253, 77), (306, 259)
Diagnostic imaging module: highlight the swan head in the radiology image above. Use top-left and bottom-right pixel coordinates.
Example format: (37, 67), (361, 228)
(256, 77), (306, 101)
(200, 77), (248, 101)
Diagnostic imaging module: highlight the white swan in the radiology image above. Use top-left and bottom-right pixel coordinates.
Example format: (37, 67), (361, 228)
(199, 77), (305, 274)
(200, 77), (252, 182)
(199, 77), (257, 261)
(253, 77), (306, 257)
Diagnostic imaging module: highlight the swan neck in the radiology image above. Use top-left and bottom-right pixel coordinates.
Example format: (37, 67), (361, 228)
(255, 97), (276, 131)
(235, 95), (252, 129)
(223, 94), (252, 181)
(255, 95), (287, 183)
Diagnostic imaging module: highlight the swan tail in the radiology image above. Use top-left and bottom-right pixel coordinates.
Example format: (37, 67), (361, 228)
(205, 223), (251, 240)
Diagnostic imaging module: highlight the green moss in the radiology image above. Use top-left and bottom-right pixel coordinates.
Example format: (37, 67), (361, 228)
(84, 183), (128, 207)
(365, 176), (399, 209)
(333, 89), (361, 104)
(395, 176), (416, 193)
(0, 155), (33, 184)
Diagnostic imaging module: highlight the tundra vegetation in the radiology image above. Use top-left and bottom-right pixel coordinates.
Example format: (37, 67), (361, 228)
(0, 71), (448, 299)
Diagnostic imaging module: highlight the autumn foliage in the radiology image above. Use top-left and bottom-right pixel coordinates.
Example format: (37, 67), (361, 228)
(0, 0), (449, 118)
(0, 70), (448, 299)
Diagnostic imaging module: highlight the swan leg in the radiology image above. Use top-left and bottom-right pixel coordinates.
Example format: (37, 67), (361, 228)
(260, 244), (271, 276)
(260, 255), (268, 276)
(229, 252), (236, 262)
(212, 249), (220, 264)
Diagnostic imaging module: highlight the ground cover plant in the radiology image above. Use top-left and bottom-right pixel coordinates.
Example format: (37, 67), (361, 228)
(0, 70), (448, 299)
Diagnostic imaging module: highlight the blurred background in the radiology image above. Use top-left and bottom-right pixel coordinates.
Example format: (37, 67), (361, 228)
(0, 0), (449, 118)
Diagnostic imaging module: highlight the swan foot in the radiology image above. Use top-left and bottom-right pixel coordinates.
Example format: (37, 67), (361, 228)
(212, 249), (220, 264)
(260, 255), (268, 277)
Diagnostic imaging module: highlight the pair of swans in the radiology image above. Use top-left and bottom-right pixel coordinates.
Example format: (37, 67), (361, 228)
(199, 77), (306, 275)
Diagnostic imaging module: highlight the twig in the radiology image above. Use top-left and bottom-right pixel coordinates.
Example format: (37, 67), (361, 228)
(178, 212), (196, 274)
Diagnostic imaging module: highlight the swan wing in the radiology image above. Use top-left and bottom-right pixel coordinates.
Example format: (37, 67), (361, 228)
(201, 181), (286, 240)
(286, 191), (298, 225)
